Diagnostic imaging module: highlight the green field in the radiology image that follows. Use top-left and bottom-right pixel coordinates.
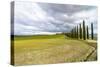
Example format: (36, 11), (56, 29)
(12, 34), (97, 65)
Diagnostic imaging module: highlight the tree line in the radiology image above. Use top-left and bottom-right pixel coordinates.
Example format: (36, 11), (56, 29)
(65, 20), (94, 40)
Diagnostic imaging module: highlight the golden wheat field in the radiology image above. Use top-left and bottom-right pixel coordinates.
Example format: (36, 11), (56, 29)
(12, 34), (97, 65)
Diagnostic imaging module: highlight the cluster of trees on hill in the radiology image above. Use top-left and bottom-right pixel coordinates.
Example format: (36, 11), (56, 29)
(65, 20), (94, 40)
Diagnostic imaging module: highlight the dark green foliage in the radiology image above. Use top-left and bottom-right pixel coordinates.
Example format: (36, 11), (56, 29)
(77, 25), (79, 39)
(65, 20), (95, 40)
(87, 25), (89, 39)
(83, 20), (86, 40)
(79, 24), (82, 39)
(65, 33), (71, 38)
(74, 27), (77, 38)
(71, 27), (75, 38)
(91, 23), (94, 40)
(71, 29), (74, 38)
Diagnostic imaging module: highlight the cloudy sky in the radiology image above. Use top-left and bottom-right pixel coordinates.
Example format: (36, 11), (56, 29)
(13, 1), (97, 35)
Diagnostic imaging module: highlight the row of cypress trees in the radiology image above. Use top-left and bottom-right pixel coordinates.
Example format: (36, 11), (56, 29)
(67, 20), (94, 40)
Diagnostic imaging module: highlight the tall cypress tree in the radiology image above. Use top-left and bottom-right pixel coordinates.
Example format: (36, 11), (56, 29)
(75, 27), (77, 38)
(73, 28), (75, 38)
(77, 25), (79, 39)
(74, 27), (76, 38)
(71, 29), (73, 38)
(91, 23), (94, 40)
(83, 20), (86, 40)
(87, 25), (89, 39)
(79, 24), (82, 39)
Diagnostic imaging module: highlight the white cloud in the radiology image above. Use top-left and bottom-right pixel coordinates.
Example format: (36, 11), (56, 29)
(73, 9), (97, 20)
(13, 1), (97, 35)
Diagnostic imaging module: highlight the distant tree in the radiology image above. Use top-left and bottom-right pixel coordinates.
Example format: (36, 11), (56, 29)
(87, 25), (89, 39)
(71, 29), (73, 38)
(83, 20), (86, 40)
(77, 25), (79, 39)
(75, 26), (77, 38)
(91, 23), (94, 40)
(72, 28), (75, 38)
(74, 27), (76, 38)
(72, 27), (75, 38)
(79, 24), (82, 39)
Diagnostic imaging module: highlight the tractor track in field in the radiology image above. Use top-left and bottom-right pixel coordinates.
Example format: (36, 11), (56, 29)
(84, 41), (97, 61)
(84, 49), (96, 61)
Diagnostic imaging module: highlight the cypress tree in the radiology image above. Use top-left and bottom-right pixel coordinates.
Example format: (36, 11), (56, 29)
(71, 29), (73, 38)
(77, 25), (79, 39)
(87, 25), (89, 39)
(79, 24), (82, 39)
(91, 23), (94, 40)
(73, 26), (77, 39)
(73, 27), (76, 38)
(73, 28), (75, 38)
(83, 20), (86, 40)
(75, 27), (77, 38)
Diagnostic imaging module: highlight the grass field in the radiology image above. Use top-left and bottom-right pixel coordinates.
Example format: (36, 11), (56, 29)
(11, 34), (97, 65)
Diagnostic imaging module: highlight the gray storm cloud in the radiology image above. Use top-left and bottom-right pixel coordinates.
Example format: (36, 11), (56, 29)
(13, 1), (97, 35)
